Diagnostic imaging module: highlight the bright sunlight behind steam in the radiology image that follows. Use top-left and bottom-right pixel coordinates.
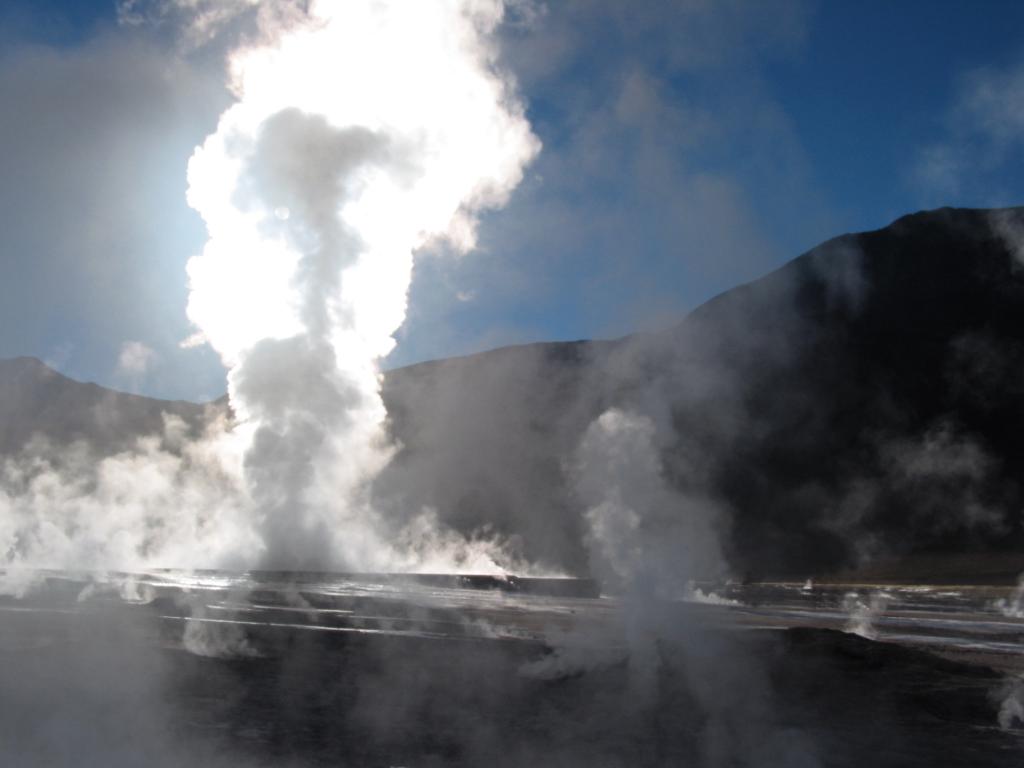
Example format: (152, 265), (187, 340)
(0, 0), (541, 580)
(183, 0), (540, 571)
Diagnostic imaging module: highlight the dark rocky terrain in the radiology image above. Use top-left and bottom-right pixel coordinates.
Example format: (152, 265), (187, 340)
(1, 575), (1020, 768)
(6, 206), (1024, 580)
(380, 206), (1024, 579)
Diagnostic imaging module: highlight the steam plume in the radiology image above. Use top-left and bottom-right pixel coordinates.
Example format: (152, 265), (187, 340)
(573, 408), (726, 595)
(185, 0), (539, 569)
(0, 1), (539, 579)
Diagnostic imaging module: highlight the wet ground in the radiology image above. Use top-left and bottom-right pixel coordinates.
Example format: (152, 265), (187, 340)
(1, 571), (1023, 766)
(707, 580), (1024, 670)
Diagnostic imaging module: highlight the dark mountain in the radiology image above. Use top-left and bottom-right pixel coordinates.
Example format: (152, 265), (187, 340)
(660, 205), (1024, 576)
(5, 206), (1024, 579)
(378, 206), (1024, 578)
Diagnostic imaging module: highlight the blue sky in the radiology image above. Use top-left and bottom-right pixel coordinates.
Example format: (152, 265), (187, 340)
(3, 0), (1024, 400)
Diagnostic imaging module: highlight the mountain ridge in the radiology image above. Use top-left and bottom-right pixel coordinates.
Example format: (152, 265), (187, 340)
(6, 205), (1024, 579)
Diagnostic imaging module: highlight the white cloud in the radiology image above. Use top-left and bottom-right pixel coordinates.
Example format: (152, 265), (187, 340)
(117, 340), (156, 377)
(117, 0), (261, 48)
(914, 59), (1024, 202)
(178, 331), (208, 349)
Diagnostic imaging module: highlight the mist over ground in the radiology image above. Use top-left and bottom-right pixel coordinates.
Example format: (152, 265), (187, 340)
(7, 206), (1024, 582)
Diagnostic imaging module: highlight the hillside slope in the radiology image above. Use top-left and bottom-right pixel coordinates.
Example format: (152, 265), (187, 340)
(0, 356), (209, 456)
(378, 206), (1024, 577)
(5, 206), (1024, 578)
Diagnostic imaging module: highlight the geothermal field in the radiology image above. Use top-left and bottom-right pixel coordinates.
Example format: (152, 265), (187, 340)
(6, 1), (1024, 766)
(2, 571), (1024, 766)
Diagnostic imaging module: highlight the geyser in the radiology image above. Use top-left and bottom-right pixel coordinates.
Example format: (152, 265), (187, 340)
(185, 0), (539, 570)
(0, 0), (540, 581)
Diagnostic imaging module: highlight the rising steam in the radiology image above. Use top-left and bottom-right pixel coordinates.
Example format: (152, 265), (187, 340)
(184, 0), (539, 570)
(573, 408), (726, 596)
(0, 1), (539, 578)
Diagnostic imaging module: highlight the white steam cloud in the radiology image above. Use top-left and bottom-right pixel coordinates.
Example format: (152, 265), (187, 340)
(0, 0), (539, 578)
(573, 408), (726, 596)
(841, 591), (890, 640)
(0, 414), (257, 581)
(184, 0), (539, 570)
(117, 340), (157, 377)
